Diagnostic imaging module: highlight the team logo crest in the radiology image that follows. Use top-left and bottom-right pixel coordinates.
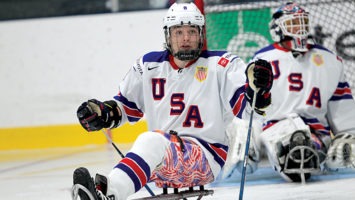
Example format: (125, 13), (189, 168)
(195, 66), (208, 82)
(312, 54), (324, 66)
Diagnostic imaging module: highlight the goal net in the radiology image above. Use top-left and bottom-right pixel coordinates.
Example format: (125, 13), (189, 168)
(203, 0), (355, 95)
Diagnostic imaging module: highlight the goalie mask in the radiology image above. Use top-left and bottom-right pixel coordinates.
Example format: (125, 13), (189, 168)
(163, 2), (205, 61)
(269, 2), (310, 52)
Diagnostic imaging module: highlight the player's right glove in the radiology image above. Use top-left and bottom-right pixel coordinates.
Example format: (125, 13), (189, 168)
(77, 99), (122, 132)
(325, 133), (355, 169)
(245, 59), (273, 110)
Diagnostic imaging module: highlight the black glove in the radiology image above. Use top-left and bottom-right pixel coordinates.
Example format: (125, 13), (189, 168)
(246, 59), (273, 93)
(77, 99), (121, 132)
(245, 59), (273, 109)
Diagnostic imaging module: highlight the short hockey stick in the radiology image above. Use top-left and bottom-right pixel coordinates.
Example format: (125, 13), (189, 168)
(238, 89), (258, 200)
(101, 129), (156, 197)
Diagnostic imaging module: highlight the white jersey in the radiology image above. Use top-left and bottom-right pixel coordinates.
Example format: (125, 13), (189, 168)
(253, 43), (355, 137)
(115, 50), (249, 147)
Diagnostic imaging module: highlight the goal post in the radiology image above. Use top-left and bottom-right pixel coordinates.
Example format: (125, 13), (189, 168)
(201, 0), (355, 94)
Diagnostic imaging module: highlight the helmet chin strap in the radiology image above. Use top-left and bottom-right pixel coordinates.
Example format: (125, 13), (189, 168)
(174, 49), (201, 61)
(172, 35), (204, 61)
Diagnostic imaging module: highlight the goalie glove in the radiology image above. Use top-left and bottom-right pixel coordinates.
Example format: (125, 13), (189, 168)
(325, 133), (355, 169)
(245, 59), (273, 111)
(77, 99), (122, 132)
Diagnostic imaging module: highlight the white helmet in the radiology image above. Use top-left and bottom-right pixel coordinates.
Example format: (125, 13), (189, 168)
(163, 3), (205, 60)
(163, 2), (205, 29)
(269, 2), (310, 52)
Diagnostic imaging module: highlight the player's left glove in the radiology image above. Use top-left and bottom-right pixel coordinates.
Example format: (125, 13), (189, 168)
(325, 133), (355, 169)
(245, 59), (273, 110)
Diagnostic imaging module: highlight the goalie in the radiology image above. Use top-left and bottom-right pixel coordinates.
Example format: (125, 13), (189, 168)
(223, 2), (355, 183)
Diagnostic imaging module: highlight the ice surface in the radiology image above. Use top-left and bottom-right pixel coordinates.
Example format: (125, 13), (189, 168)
(1, 145), (354, 200)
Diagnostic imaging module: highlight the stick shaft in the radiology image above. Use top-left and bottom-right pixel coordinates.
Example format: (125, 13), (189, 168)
(238, 89), (257, 200)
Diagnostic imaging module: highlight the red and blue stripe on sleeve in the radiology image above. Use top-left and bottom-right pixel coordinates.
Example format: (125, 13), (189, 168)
(330, 82), (353, 101)
(229, 86), (247, 118)
(114, 93), (144, 122)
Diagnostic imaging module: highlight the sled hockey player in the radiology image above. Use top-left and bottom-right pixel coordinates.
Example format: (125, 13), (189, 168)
(225, 2), (355, 183)
(71, 2), (273, 200)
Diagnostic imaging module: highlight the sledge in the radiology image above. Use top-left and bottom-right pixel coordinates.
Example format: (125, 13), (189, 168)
(133, 186), (214, 200)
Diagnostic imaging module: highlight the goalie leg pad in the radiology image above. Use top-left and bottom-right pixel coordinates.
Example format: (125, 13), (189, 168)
(221, 118), (262, 179)
(325, 133), (355, 169)
(261, 114), (320, 182)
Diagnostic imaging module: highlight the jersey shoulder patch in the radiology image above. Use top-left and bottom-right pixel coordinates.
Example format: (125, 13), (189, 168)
(217, 53), (237, 68)
(199, 50), (236, 68)
(218, 57), (230, 68)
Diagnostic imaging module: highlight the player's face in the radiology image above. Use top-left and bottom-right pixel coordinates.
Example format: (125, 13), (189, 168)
(169, 25), (200, 54)
(283, 14), (309, 36)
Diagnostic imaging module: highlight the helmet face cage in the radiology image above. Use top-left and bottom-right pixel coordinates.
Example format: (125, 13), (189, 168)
(163, 3), (205, 60)
(278, 13), (309, 40)
(164, 25), (204, 61)
(270, 2), (310, 52)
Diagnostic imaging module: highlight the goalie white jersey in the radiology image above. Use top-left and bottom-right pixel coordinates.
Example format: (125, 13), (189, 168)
(114, 50), (249, 146)
(253, 43), (355, 142)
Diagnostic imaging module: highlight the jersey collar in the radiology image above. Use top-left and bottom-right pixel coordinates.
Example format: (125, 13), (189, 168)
(274, 42), (311, 53)
(273, 43), (290, 52)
